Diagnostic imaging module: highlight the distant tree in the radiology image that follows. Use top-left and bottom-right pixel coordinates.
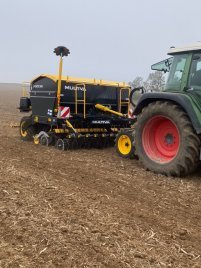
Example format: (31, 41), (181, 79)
(130, 71), (165, 92)
(129, 71), (166, 107)
(129, 76), (144, 88)
(128, 76), (145, 105)
(145, 71), (165, 92)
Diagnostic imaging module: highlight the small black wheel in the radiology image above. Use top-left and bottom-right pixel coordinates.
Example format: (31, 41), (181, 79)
(40, 134), (50, 146)
(109, 136), (115, 147)
(79, 137), (85, 149)
(71, 139), (79, 149)
(91, 138), (96, 148)
(115, 129), (135, 159)
(94, 137), (103, 149)
(63, 138), (71, 150)
(82, 137), (91, 149)
(104, 137), (110, 148)
(76, 138), (82, 149)
(55, 138), (67, 150)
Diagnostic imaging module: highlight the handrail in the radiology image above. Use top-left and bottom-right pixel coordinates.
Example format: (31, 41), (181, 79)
(21, 81), (30, 97)
(75, 83), (86, 118)
(119, 87), (131, 115)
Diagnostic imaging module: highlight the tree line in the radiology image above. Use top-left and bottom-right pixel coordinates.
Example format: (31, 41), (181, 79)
(129, 71), (166, 92)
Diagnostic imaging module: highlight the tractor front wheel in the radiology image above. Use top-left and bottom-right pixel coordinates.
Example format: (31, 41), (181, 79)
(135, 101), (200, 176)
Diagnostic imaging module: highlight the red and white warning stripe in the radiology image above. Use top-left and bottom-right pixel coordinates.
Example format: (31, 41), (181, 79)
(58, 106), (70, 119)
(128, 104), (135, 119)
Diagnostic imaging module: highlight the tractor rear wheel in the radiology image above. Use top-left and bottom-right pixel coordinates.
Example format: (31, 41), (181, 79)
(135, 101), (200, 176)
(115, 129), (135, 159)
(20, 116), (36, 141)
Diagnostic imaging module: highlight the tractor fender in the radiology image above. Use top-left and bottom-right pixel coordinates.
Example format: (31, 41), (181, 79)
(133, 92), (201, 134)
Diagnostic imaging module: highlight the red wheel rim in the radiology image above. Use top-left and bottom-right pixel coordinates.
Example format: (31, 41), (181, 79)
(142, 116), (180, 163)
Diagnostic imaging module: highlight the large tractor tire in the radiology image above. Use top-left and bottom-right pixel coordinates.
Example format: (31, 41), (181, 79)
(20, 116), (36, 141)
(135, 101), (200, 176)
(115, 129), (136, 159)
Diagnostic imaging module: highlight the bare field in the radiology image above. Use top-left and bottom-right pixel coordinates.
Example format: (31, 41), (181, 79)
(0, 84), (201, 268)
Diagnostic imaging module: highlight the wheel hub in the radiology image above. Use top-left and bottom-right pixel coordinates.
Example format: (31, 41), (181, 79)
(142, 116), (180, 163)
(118, 135), (132, 155)
(165, 133), (174, 145)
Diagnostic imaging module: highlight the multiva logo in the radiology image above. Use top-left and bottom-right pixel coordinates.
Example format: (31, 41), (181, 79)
(33, 84), (43, 88)
(65, 85), (85, 91)
(92, 120), (110, 124)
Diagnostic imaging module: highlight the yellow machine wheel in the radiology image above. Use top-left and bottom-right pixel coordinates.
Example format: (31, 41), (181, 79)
(19, 116), (35, 141)
(33, 135), (40, 144)
(115, 129), (135, 159)
(20, 121), (28, 138)
(118, 135), (132, 155)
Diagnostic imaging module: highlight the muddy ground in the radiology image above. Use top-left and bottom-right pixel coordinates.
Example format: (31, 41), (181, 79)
(0, 84), (201, 268)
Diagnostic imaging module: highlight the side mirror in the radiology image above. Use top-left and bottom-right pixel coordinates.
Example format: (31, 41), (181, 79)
(151, 57), (173, 73)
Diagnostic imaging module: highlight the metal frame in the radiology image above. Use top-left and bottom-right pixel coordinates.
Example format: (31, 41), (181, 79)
(22, 81), (30, 97)
(119, 87), (131, 115)
(75, 83), (86, 118)
(57, 55), (63, 109)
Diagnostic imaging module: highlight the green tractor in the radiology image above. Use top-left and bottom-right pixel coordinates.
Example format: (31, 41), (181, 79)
(116, 43), (201, 176)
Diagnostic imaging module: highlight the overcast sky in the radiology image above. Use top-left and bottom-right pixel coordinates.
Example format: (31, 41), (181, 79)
(0, 0), (201, 83)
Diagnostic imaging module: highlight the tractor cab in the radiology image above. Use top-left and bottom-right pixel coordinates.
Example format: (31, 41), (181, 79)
(151, 43), (201, 92)
(117, 43), (201, 177)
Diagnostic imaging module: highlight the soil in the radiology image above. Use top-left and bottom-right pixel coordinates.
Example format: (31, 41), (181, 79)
(0, 84), (201, 268)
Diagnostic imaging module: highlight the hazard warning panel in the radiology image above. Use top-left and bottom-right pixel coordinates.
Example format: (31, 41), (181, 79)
(57, 106), (70, 119)
(128, 104), (135, 119)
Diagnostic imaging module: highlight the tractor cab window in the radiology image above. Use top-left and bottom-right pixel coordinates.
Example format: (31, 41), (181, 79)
(188, 54), (201, 90)
(165, 54), (188, 90)
(151, 57), (173, 73)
